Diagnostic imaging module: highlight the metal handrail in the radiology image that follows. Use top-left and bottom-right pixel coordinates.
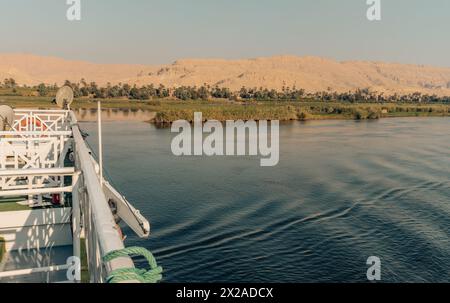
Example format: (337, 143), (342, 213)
(69, 111), (137, 282)
(0, 131), (72, 136)
(13, 109), (70, 113)
(0, 167), (74, 177)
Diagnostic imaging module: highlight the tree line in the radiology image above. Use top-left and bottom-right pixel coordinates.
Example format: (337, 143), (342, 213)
(2, 78), (450, 103)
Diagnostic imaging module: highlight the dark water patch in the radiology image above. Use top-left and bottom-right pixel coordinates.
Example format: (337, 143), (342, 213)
(82, 117), (450, 282)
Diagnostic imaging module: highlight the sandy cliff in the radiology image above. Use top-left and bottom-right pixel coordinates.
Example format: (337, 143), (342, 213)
(1, 53), (450, 95)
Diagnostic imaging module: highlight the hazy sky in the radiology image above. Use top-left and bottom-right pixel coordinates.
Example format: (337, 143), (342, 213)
(0, 0), (449, 66)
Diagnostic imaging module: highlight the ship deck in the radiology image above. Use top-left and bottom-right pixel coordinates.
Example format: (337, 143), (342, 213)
(0, 246), (73, 283)
(1, 108), (151, 283)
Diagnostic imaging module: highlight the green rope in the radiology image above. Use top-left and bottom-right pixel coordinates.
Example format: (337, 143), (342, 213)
(103, 247), (163, 283)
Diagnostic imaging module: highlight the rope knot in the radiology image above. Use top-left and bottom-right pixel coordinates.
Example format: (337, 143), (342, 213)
(103, 247), (163, 283)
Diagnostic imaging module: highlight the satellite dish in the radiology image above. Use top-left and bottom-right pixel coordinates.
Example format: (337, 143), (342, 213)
(55, 86), (74, 109)
(0, 105), (14, 131)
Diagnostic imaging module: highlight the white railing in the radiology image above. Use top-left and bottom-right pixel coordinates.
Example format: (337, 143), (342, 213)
(0, 167), (74, 196)
(70, 111), (136, 282)
(12, 110), (71, 132)
(0, 109), (137, 283)
(0, 134), (70, 169)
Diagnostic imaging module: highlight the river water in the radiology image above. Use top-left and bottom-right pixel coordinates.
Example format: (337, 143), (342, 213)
(81, 117), (450, 282)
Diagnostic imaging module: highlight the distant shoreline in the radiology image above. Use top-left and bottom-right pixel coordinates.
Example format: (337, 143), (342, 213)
(3, 96), (450, 123)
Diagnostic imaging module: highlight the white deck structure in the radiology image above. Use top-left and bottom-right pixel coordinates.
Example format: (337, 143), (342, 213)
(0, 109), (151, 283)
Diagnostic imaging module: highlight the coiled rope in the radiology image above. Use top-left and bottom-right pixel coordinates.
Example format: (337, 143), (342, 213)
(103, 247), (163, 283)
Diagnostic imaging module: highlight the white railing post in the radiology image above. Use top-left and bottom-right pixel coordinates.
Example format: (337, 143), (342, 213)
(97, 101), (103, 184)
(71, 170), (81, 283)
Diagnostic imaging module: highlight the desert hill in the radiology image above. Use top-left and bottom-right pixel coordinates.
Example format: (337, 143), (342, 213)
(1, 53), (450, 96)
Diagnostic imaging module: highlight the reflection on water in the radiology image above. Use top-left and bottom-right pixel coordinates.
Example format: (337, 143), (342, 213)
(74, 108), (156, 122)
(81, 117), (450, 282)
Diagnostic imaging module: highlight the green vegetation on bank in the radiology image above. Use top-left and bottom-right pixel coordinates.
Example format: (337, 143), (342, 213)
(153, 101), (450, 122)
(3, 95), (450, 122)
(3, 78), (450, 103)
(2, 78), (450, 122)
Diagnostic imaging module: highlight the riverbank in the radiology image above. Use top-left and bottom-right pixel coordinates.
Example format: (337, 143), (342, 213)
(2, 96), (450, 122)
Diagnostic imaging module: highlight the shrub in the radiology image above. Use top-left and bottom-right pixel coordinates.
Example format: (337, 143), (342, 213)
(297, 110), (310, 121)
(353, 108), (367, 120)
(367, 109), (381, 119)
